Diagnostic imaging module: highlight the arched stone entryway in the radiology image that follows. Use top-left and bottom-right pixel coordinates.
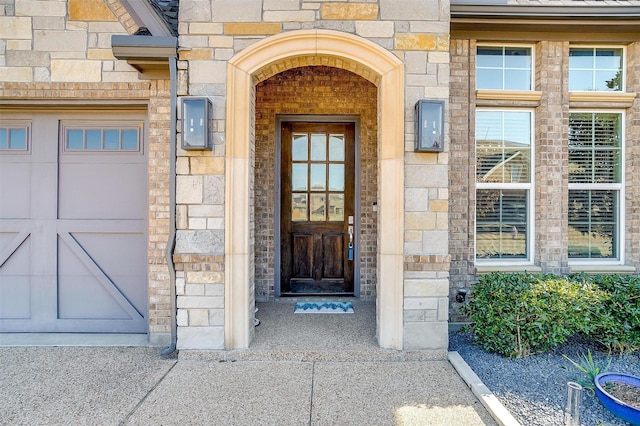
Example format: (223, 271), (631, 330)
(224, 30), (404, 349)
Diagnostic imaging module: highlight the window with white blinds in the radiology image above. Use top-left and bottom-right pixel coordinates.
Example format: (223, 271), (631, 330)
(475, 110), (533, 261)
(568, 112), (622, 260)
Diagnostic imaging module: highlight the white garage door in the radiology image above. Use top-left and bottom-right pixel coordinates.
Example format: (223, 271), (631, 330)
(0, 111), (148, 333)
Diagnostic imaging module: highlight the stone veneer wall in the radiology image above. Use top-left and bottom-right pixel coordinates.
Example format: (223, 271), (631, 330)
(177, 0), (451, 350)
(254, 66), (378, 301)
(448, 37), (640, 322)
(0, 1), (172, 345)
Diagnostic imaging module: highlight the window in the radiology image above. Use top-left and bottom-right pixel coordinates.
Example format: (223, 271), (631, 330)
(569, 47), (623, 92)
(476, 110), (533, 260)
(568, 112), (622, 260)
(477, 46), (532, 90)
(0, 123), (29, 151)
(62, 124), (142, 152)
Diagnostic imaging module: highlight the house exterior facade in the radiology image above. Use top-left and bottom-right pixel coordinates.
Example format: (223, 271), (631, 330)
(0, 0), (638, 353)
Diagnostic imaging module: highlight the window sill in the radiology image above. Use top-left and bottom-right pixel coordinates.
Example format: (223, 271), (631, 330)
(569, 91), (636, 108)
(569, 264), (637, 275)
(476, 90), (542, 106)
(475, 264), (542, 274)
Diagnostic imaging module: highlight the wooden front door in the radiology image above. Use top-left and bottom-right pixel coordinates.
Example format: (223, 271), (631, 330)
(280, 122), (355, 295)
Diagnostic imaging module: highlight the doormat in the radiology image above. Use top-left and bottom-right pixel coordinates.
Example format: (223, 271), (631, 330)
(293, 302), (354, 314)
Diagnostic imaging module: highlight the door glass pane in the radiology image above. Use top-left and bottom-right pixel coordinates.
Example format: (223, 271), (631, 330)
(291, 164), (308, 191)
(67, 129), (84, 150)
(328, 194), (344, 221)
(0, 129), (7, 149)
(329, 134), (345, 161)
(292, 194), (307, 221)
(9, 128), (27, 149)
(329, 164), (344, 191)
(310, 134), (326, 161)
(310, 194), (326, 221)
(122, 130), (138, 150)
(292, 134), (308, 161)
(104, 130), (120, 150)
(86, 130), (101, 150)
(310, 164), (326, 191)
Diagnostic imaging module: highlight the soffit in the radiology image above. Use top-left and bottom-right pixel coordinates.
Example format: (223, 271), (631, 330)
(451, 4), (640, 41)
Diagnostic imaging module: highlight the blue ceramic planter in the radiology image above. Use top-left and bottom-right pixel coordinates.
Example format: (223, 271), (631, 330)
(595, 372), (640, 426)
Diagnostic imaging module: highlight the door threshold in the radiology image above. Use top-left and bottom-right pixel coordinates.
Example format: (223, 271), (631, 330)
(279, 293), (355, 298)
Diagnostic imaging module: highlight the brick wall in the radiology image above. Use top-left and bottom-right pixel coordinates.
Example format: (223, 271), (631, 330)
(448, 39), (474, 322)
(627, 42), (640, 271)
(534, 41), (570, 274)
(254, 66), (378, 300)
(449, 37), (640, 322)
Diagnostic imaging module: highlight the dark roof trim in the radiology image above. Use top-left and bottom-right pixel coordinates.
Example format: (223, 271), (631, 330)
(112, 35), (177, 77)
(119, 0), (174, 37)
(451, 4), (640, 18)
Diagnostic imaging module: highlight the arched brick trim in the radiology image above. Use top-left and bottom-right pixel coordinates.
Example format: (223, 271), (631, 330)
(225, 30), (405, 349)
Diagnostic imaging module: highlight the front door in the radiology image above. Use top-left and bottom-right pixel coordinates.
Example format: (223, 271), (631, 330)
(280, 122), (355, 295)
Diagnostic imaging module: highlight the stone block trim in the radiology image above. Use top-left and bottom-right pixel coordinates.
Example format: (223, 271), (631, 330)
(174, 255), (225, 349)
(224, 23), (282, 35)
(320, 3), (379, 20)
(69, 0), (117, 22)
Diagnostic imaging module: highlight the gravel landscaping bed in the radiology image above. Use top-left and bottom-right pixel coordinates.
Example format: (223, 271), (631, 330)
(450, 331), (640, 426)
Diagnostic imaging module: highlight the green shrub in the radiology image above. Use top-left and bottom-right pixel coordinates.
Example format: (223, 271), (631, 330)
(574, 274), (640, 354)
(462, 272), (609, 358)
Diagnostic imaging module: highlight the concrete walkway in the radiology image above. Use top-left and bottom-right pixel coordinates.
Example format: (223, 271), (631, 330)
(0, 302), (500, 425)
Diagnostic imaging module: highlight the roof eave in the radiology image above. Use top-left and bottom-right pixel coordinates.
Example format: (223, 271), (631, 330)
(451, 4), (640, 39)
(119, 0), (174, 37)
(111, 35), (177, 77)
(451, 4), (640, 19)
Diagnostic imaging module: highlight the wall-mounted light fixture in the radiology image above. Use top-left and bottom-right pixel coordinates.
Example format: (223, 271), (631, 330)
(181, 97), (212, 150)
(414, 100), (444, 152)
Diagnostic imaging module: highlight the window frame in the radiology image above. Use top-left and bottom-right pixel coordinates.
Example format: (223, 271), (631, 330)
(475, 43), (535, 91)
(568, 45), (626, 93)
(568, 109), (625, 265)
(474, 108), (536, 265)
(60, 121), (145, 155)
(0, 120), (31, 154)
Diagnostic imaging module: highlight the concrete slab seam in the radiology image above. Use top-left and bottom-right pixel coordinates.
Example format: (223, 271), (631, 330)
(118, 360), (178, 426)
(448, 351), (522, 426)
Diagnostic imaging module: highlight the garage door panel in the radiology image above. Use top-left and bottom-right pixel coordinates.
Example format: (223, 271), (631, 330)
(0, 276), (31, 319)
(68, 232), (147, 309)
(58, 232), (144, 319)
(0, 233), (32, 320)
(0, 232), (30, 274)
(58, 275), (131, 320)
(0, 163), (31, 218)
(58, 163), (147, 220)
(0, 112), (148, 334)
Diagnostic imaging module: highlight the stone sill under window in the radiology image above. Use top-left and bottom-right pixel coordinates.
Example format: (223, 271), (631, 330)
(569, 264), (637, 275)
(476, 90), (542, 107)
(569, 91), (636, 108)
(475, 264), (542, 274)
